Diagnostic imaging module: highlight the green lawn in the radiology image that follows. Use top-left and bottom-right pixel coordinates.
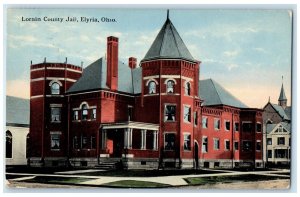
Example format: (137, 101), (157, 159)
(24, 176), (94, 184)
(185, 174), (288, 185)
(102, 180), (170, 188)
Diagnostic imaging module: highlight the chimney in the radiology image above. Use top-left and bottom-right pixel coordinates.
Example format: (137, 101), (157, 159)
(106, 36), (119, 91)
(128, 57), (137, 69)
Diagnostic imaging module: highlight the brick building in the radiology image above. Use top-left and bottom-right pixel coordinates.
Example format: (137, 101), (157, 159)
(29, 14), (263, 169)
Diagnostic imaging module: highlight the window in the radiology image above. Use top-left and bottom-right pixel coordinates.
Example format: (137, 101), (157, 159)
(256, 141), (261, 151)
(202, 137), (208, 153)
(183, 106), (191, 123)
(166, 80), (175, 93)
(267, 150), (272, 158)
(277, 137), (285, 145)
(278, 125), (283, 132)
(128, 106), (133, 121)
(82, 104), (88, 120)
(165, 105), (176, 121)
(51, 134), (60, 150)
(81, 136), (89, 149)
(234, 122), (239, 132)
(225, 140), (230, 150)
(214, 138), (220, 150)
(202, 117), (208, 128)
(275, 149), (288, 158)
(225, 120), (230, 131)
(51, 108), (61, 122)
(149, 81), (156, 94)
(184, 81), (191, 95)
(234, 141), (239, 151)
(242, 141), (252, 151)
(242, 122), (252, 132)
(91, 136), (96, 149)
(73, 110), (79, 120)
(164, 133), (175, 150)
(73, 136), (79, 149)
(256, 123), (262, 132)
(6, 131), (12, 158)
(51, 82), (60, 94)
(183, 134), (191, 151)
(214, 119), (220, 130)
(92, 108), (96, 119)
(194, 112), (198, 126)
(267, 138), (272, 145)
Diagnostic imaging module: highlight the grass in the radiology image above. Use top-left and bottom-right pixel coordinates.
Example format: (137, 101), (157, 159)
(185, 174), (288, 186)
(23, 176), (94, 184)
(102, 180), (170, 188)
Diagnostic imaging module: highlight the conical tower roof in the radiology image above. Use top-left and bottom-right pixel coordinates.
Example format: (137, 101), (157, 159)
(278, 83), (287, 101)
(142, 12), (195, 62)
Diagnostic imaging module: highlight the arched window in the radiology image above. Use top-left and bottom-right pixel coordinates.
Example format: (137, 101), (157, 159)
(149, 81), (156, 94)
(185, 81), (191, 96)
(6, 131), (12, 158)
(51, 82), (60, 95)
(82, 104), (88, 120)
(166, 80), (175, 93)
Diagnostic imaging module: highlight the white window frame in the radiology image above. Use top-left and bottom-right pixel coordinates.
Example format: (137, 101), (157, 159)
(51, 107), (61, 123)
(184, 81), (191, 96)
(164, 104), (176, 122)
(225, 120), (230, 131)
(183, 132), (191, 151)
(165, 78), (176, 94)
(183, 105), (191, 123)
(224, 139), (230, 151)
(202, 136), (208, 153)
(213, 138), (220, 150)
(202, 117), (208, 129)
(49, 80), (62, 95)
(214, 118), (220, 130)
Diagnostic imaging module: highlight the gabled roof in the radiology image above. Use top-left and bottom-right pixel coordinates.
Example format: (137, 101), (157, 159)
(142, 17), (195, 62)
(269, 103), (290, 121)
(278, 83), (287, 101)
(199, 79), (248, 108)
(6, 96), (29, 126)
(67, 57), (140, 94)
(266, 122), (291, 134)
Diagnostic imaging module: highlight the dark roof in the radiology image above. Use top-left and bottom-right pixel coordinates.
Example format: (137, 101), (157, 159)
(199, 79), (248, 108)
(269, 103), (290, 121)
(67, 57), (140, 94)
(284, 106), (291, 120)
(266, 122), (291, 134)
(142, 17), (195, 62)
(278, 83), (287, 101)
(6, 96), (29, 126)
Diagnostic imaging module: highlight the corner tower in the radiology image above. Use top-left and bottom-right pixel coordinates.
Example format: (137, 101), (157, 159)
(138, 11), (202, 168)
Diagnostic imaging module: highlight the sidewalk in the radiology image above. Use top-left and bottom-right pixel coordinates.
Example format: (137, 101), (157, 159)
(6, 168), (290, 187)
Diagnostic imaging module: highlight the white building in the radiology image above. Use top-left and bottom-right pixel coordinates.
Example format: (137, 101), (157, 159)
(6, 96), (29, 165)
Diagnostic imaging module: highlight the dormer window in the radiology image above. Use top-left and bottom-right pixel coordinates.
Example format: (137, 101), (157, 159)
(185, 81), (191, 96)
(149, 81), (156, 94)
(166, 80), (175, 93)
(51, 82), (60, 95)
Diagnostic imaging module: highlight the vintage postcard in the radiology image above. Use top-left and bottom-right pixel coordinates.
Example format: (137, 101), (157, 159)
(5, 7), (292, 190)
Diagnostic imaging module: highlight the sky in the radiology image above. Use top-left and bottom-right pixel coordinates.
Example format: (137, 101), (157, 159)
(5, 8), (292, 108)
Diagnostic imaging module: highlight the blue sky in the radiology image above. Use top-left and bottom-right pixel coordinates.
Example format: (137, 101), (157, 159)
(6, 8), (292, 108)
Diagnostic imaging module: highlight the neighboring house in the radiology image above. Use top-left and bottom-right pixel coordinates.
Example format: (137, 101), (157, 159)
(266, 122), (291, 166)
(263, 80), (291, 168)
(6, 96), (30, 165)
(29, 13), (263, 169)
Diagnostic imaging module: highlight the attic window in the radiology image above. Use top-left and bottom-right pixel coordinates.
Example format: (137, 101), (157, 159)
(166, 80), (175, 93)
(184, 81), (191, 96)
(149, 81), (156, 94)
(82, 104), (88, 120)
(51, 82), (60, 95)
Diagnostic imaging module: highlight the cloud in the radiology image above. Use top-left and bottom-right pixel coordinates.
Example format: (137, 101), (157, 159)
(227, 63), (239, 70)
(9, 35), (37, 43)
(223, 50), (239, 58)
(253, 47), (268, 54)
(6, 79), (30, 99)
(80, 35), (91, 42)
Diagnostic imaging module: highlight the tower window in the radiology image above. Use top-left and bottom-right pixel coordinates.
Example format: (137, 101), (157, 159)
(149, 81), (156, 94)
(165, 105), (176, 121)
(256, 123), (262, 132)
(164, 133), (175, 150)
(166, 80), (175, 93)
(51, 107), (61, 122)
(51, 134), (61, 150)
(184, 81), (191, 96)
(73, 110), (79, 120)
(214, 119), (220, 130)
(202, 117), (208, 128)
(242, 141), (252, 151)
(183, 106), (191, 123)
(183, 133), (191, 151)
(92, 108), (96, 119)
(51, 82), (60, 95)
